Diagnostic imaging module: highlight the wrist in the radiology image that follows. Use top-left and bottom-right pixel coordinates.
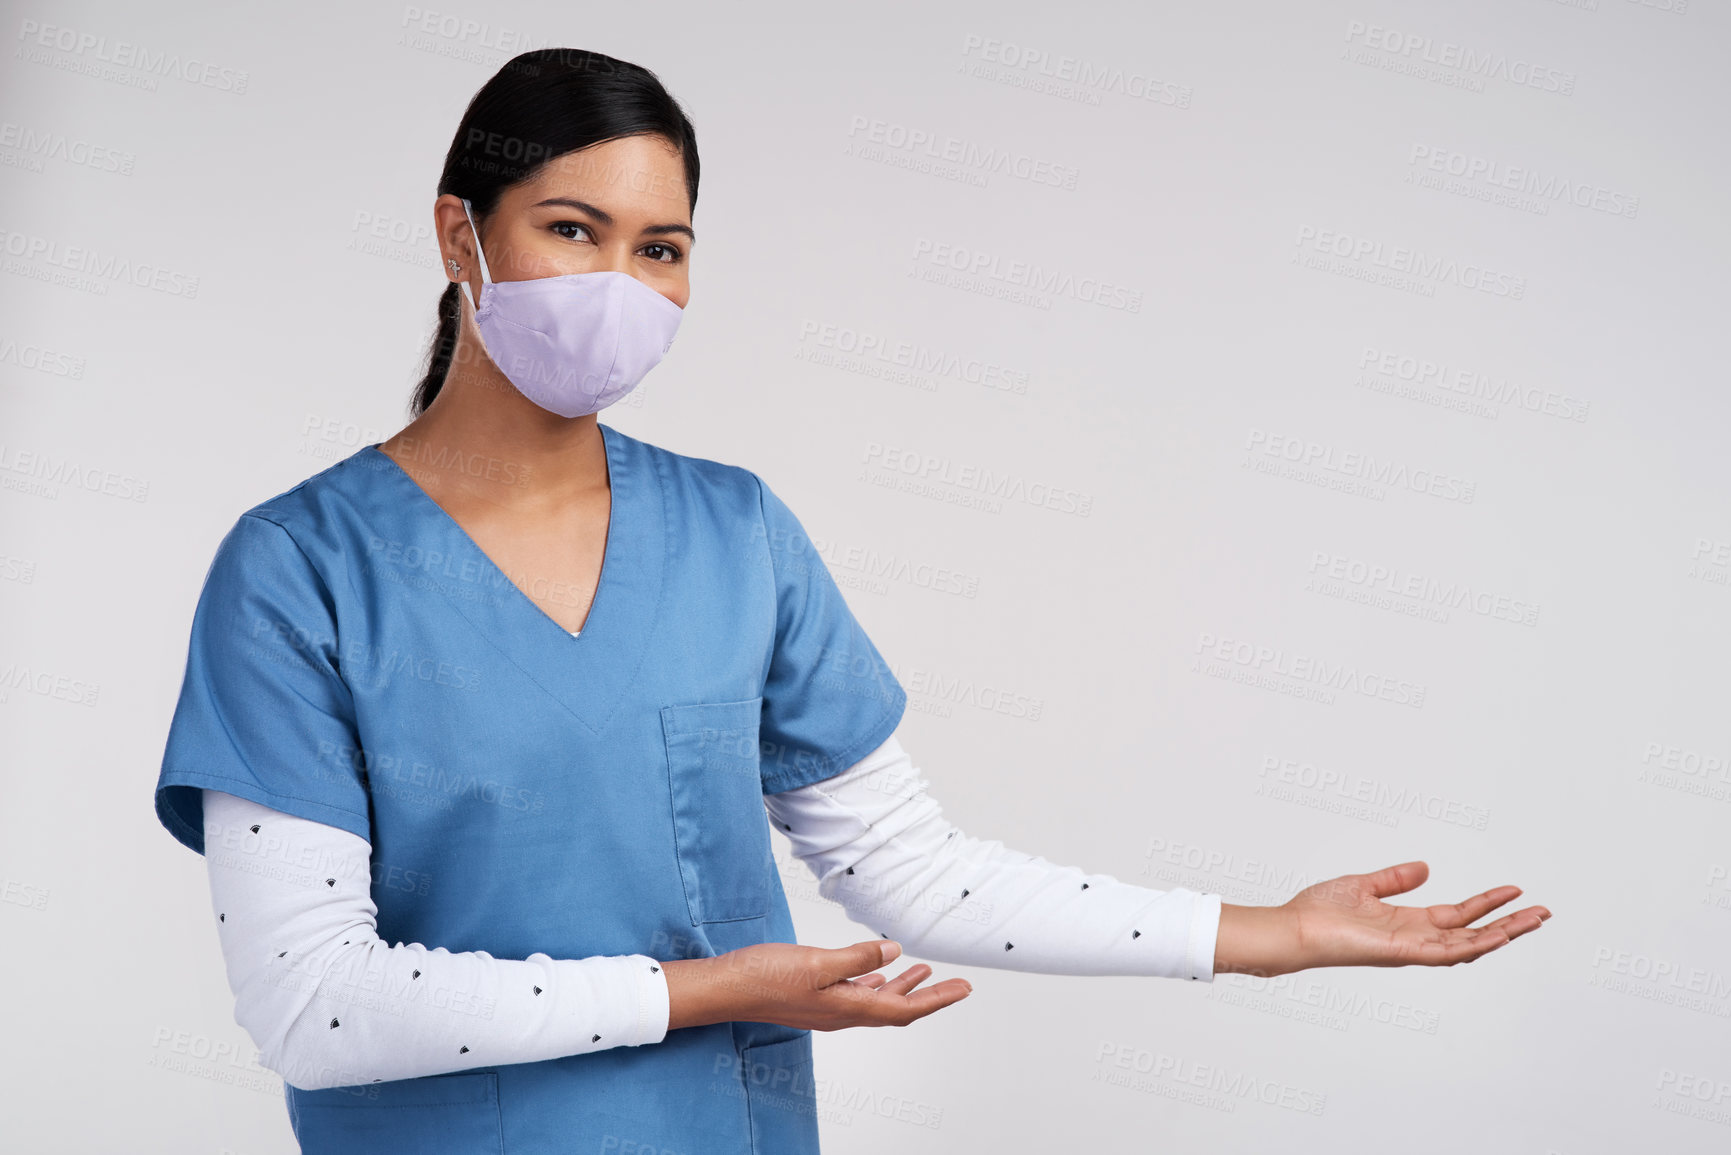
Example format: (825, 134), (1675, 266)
(1214, 903), (1303, 978)
(665, 954), (766, 1031)
(664, 957), (723, 1031)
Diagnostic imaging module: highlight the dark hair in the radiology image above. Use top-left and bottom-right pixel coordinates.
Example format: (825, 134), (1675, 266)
(410, 48), (700, 415)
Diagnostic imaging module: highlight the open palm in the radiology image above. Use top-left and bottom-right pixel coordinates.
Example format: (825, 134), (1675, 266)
(1287, 860), (1551, 969)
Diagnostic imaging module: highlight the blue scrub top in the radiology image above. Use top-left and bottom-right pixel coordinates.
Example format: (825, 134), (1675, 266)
(153, 423), (908, 1154)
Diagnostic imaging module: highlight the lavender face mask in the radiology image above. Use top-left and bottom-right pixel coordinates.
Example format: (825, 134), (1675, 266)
(459, 197), (683, 417)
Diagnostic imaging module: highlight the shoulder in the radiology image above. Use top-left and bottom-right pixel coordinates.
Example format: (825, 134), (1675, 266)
(214, 450), (360, 536)
(621, 433), (834, 598)
(616, 425), (772, 522)
(205, 450), (382, 583)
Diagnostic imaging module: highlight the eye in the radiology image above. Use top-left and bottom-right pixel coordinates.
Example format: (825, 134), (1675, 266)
(550, 220), (592, 242)
(642, 242), (683, 264)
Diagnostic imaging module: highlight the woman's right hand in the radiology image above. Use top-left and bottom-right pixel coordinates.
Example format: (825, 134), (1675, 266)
(662, 939), (973, 1032)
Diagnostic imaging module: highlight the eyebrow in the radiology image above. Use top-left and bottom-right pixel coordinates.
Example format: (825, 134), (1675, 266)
(531, 196), (695, 242)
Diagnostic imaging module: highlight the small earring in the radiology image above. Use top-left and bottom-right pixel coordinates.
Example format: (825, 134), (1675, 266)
(446, 258), (461, 274)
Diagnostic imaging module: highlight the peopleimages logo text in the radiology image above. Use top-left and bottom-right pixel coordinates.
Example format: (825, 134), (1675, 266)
(1295, 226), (1524, 299)
(1342, 21), (1575, 94)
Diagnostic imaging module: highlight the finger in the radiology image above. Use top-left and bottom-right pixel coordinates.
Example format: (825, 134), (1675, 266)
(854, 972), (889, 990)
(1430, 885), (1524, 929)
(1361, 861), (1429, 900)
(814, 939), (903, 986)
(1472, 905), (1551, 941)
(1389, 904), (1551, 967)
(1442, 931), (1510, 966)
(873, 978), (974, 1025)
(1395, 926), (1510, 966)
(876, 964), (933, 997)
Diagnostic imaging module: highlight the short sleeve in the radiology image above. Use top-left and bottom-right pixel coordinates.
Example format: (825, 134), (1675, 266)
(752, 474), (907, 794)
(153, 513), (371, 855)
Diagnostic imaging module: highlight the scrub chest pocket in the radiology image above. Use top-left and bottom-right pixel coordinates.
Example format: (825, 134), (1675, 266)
(661, 697), (772, 925)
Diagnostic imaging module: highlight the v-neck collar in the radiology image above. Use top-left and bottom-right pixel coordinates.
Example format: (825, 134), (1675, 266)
(351, 422), (665, 737)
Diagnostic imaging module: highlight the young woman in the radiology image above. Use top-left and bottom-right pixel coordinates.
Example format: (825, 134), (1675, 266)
(152, 47), (1550, 1155)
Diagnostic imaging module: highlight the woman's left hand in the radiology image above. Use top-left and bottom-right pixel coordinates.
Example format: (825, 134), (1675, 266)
(1217, 860), (1551, 978)
(1290, 859), (1550, 970)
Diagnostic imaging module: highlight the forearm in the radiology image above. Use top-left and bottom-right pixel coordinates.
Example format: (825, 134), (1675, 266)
(835, 833), (1219, 978)
(203, 789), (669, 1090)
(253, 943), (668, 1089)
(766, 736), (1220, 981)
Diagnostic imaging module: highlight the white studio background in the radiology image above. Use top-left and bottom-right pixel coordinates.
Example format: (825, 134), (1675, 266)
(2, 0), (1727, 1152)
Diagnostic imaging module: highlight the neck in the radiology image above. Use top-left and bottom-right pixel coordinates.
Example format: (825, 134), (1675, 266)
(379, 352), (609, 510)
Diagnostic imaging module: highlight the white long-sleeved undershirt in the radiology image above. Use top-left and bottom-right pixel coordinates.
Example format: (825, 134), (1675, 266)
(201, 730), (1221, 1091)
(201, 788), (670, 1092)
(763, 734), (1221, 980)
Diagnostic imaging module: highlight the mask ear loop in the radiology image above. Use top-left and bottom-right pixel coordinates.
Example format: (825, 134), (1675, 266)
(458, 197), (493, 312)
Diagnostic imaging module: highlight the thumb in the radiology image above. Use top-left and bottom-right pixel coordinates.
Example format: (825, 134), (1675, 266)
(1362, 861), (1429, 899)
(817, 938), (900, 984)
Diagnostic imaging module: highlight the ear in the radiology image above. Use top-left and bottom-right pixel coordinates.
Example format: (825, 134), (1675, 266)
(434, 194), (483, 303)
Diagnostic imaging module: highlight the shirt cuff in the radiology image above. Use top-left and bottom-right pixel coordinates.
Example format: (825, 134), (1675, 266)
(547, 953), (671, 1050)
(1186, 892), (1223, 982)
(631, 954), (671, 1044)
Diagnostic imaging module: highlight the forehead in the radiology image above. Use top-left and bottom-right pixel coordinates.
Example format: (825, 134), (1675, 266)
(517, 135), (689, 218)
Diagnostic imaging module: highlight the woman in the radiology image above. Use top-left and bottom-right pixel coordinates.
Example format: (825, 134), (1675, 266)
(152, 47), (1550, 1154)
